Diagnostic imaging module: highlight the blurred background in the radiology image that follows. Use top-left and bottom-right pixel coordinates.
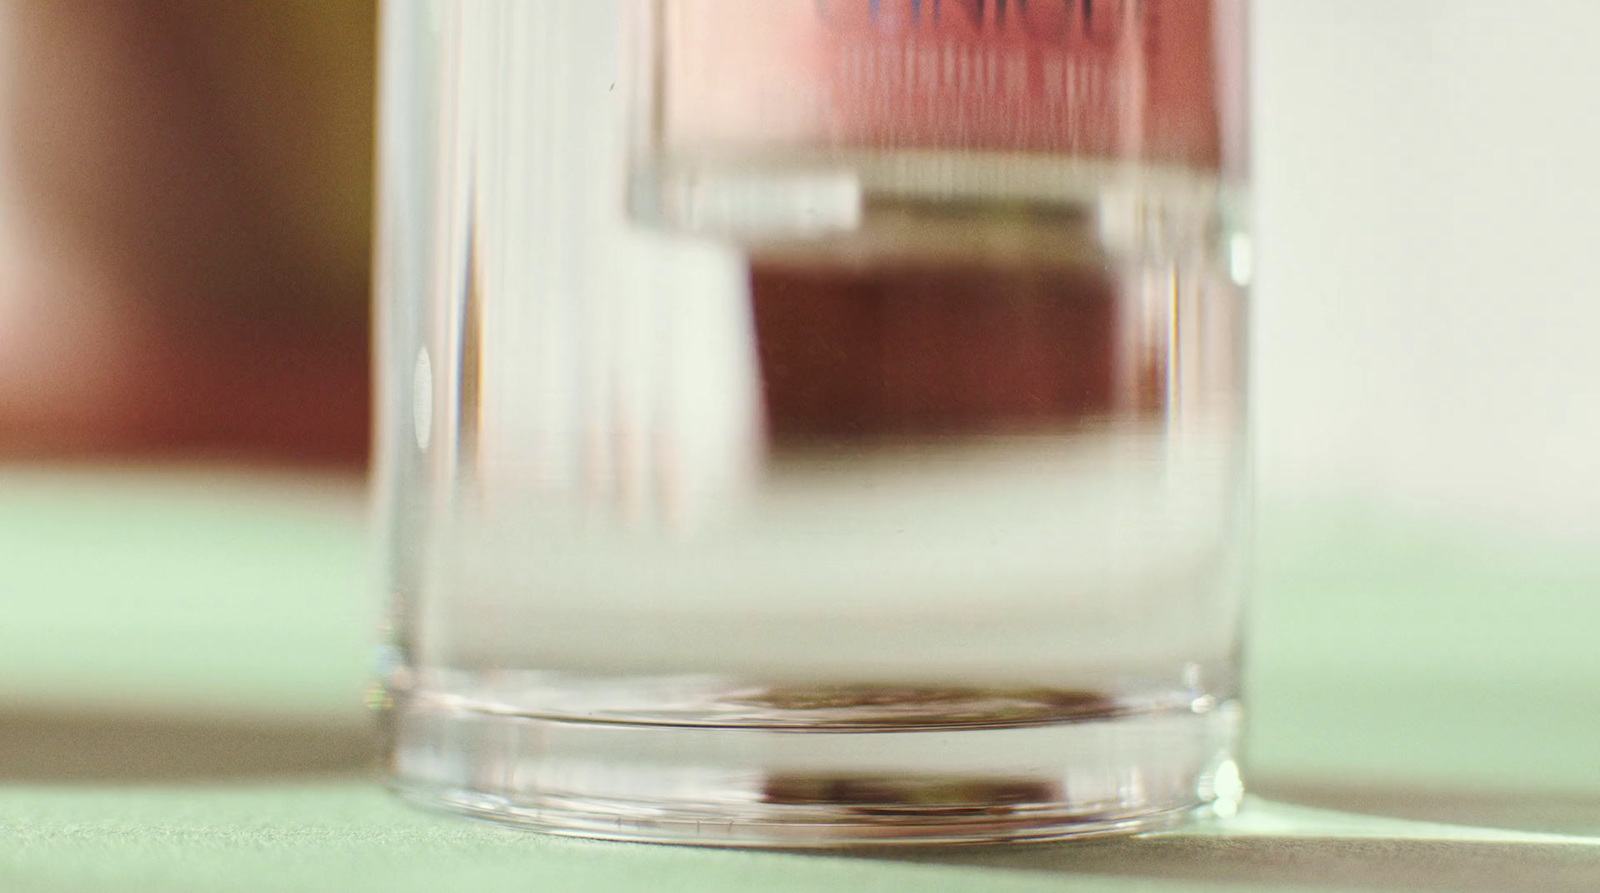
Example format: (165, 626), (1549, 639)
(3, 0), (1597, 539)
(0, 0), (374, 466)
(3, 0), (1600, 832)
(1256, 0), (1600, 546)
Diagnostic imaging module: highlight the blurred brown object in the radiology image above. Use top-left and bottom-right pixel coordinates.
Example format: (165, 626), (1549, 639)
(0, 0), (375, 466)
(752, 259), (1129, 443)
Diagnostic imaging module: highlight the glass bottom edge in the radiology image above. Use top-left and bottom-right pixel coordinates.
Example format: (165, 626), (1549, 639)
(385, 685), (1241, 847)
(388, 781), (1218, 847)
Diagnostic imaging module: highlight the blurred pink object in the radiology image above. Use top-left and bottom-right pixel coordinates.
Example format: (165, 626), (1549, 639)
(0, 0), (372, 466)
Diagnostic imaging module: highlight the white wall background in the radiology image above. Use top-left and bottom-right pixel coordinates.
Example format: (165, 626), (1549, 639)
(1254, 0), (1600, 541)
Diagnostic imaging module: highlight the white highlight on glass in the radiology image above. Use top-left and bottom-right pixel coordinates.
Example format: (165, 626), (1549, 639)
(413, 348), (433, 452)
(1229, 232), (1253, 287)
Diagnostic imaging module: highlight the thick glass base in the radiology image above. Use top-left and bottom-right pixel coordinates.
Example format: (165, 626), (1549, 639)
(385, 677), (1242, 847)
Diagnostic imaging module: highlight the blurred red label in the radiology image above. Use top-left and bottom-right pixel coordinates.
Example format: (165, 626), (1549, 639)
(655, 0), (1236, 169)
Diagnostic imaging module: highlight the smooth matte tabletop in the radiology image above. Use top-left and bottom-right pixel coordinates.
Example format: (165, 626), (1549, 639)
(4, 468), (1600, 892)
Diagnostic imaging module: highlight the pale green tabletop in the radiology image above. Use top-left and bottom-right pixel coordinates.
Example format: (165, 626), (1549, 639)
(4, 469), (1600, 892)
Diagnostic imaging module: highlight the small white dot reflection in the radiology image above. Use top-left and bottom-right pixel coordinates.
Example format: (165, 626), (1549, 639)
(1211, 759), (1244, 818)
(1182, 662), (1204, 691)
(413, 348), (433, 452)
(1119, 767), (1149, 808)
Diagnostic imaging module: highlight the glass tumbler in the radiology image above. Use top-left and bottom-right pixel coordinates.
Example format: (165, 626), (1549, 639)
(375, 0), (1250, 846)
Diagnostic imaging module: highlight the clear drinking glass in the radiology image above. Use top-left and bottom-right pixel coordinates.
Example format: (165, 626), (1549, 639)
(375, 0), (1251, 846)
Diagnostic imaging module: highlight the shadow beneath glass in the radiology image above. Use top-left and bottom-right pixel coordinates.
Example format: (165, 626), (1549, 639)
(850, 789), (1600, 893)
(1253, 779), (1600, 838)
(0, 710), (376, 783)
(876, 835), (1600, 893)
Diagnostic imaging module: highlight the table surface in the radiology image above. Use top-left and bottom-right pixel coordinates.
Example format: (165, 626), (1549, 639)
(4, 468), (1600, 893)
